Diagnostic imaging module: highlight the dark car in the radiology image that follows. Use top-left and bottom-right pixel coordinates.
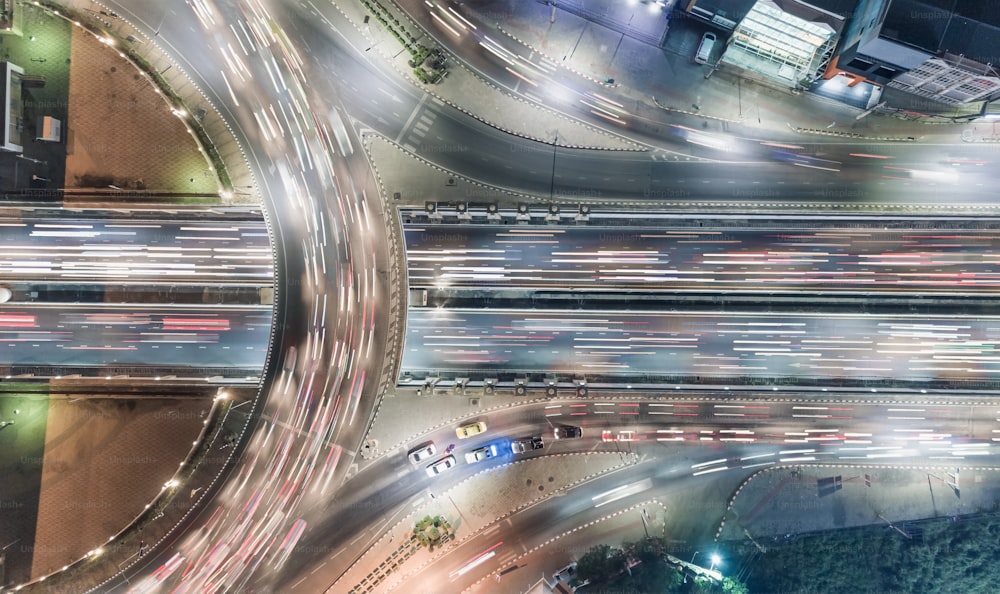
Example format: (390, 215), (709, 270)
(511, 436), (544, 454)
(553, 425), (582, 439)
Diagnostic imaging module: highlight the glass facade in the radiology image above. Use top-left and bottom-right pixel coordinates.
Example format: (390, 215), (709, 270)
(723, 0), (837, 86)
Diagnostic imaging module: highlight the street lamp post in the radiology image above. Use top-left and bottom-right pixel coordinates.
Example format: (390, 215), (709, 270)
(12, 154), (46, 190)
(549, 131), (558, 201)
(738, 77), (743, 119)
(154, 8), (168, 37)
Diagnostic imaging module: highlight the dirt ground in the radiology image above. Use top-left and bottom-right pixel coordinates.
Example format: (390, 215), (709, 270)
(64, 26), (217, 193)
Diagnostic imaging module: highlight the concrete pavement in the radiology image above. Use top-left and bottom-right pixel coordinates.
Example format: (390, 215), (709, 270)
(364, 135), (528, 209)
(716, 465), (1000, 544)
(64, 24), (218, 194)
(30, 398), (207, 581)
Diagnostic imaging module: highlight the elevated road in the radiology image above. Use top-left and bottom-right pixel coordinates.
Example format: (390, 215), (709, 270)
(0, 303), (271, 372)
(0, 214), (272, 286)
(400, 308), (1000, 389)
(404, 217), (1000, 297)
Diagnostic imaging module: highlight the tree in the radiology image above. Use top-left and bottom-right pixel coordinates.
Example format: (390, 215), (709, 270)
(575, 536), (745, 593)
(575, 544), (626, 587)
(721, 576), (749, 594)
(413, 515), (452, 552)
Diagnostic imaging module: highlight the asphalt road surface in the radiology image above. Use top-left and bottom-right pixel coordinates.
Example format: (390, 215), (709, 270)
(404, 217), (1000, 295)
(401, 308), (1000, 384)
(0, 214), (273, 285)
(0, 303), (272, 369)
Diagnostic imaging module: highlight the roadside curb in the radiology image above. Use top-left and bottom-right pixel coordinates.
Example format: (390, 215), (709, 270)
(787, 123), (918, 142)
(651, 95), (741, 124)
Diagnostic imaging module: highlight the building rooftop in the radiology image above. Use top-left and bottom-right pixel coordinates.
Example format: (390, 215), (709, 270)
(792, 0), (859, 19)
(772, 0), (849, 33)
(688, 0), (758, 24)
(880, 0), (1000, 65)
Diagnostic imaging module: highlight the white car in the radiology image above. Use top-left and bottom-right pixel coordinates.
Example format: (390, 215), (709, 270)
(464, 445), (498, 464)
(425, 455), (457, 477)
(408, 442), (437, 464)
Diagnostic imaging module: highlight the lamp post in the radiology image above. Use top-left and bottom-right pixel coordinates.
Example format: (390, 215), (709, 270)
(710, 553), (721, 571)
(549, 131), (558, 201)
(12, 154), (46, 190)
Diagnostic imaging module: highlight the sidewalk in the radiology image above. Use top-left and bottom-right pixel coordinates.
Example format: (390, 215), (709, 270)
(30, 398), (207, 580)
(716, 465), (1000, 544)
(64, 24), (217, 194)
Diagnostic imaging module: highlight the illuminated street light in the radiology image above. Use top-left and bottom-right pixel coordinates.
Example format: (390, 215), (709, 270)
(710, 553), (722, 571)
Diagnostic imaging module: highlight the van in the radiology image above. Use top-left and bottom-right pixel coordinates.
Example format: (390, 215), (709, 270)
(695, 32), (716, 64)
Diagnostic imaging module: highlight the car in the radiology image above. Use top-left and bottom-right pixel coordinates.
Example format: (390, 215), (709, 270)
(553, 562), (577, 581)
(425, 455), (456, 477)
(464, 444), (498, 464)
(553, 425), (582, 439)
(407, 442), (437, 464)
(694, 32), (717, 64)
(456, 421), (487, 439)
(511, 436), (544, 454)
(601, 430), (637, 443)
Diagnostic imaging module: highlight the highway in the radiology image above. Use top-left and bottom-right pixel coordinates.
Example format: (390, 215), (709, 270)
(0, 303), (271, 369)
(401, 308), (1000, 384)
(0, 215), (273, 285)
(404, 218), (1000, 295)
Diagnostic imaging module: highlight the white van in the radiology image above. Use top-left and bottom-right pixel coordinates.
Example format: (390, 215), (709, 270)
(695, 32), (717, 64)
